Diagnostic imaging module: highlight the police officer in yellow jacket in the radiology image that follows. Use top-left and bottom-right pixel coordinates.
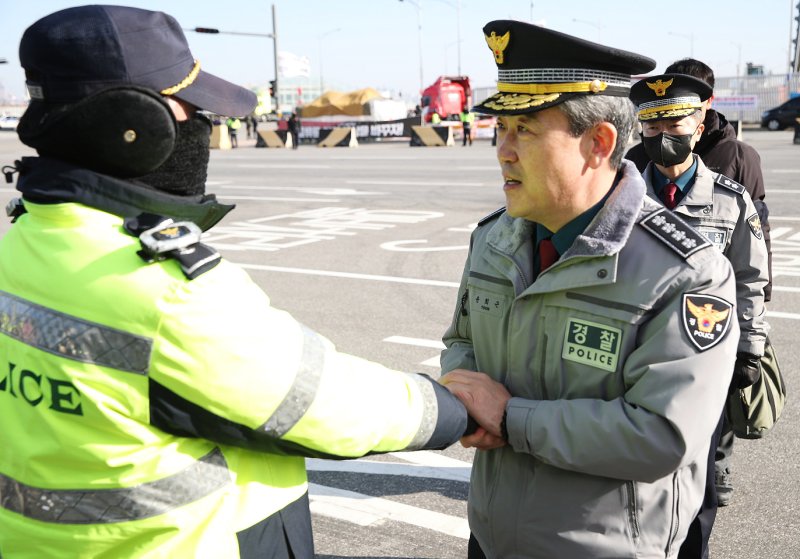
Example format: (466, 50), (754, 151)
(0, 7), (469, 558)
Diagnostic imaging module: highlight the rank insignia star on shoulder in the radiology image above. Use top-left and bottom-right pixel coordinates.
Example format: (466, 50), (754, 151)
(682, 294), (733, 351)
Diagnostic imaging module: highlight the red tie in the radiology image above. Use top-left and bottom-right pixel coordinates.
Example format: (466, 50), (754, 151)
(662, 182), (678, 210)
(538, 239), (559, 273)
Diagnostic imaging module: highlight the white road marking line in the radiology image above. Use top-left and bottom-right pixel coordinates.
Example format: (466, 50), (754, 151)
(306, 458), (470, 483)
(217, 195), (336, 202)
(762, 190), (800, 193)
(384, 336), (446, 349)
(346, 179), (487, 187)
(380, 240), (469, 252)
(769, 227), (792, 239)
(767, 310), (800, 320)
(388, 450), (472, 469)
(772, 286), (800, 292)
(384, 336), (444, 368)
(420, 356), (442, 368)
(768, 169), (800, 174)
(765, 216), (800, 221)
(308, 483), (470, 539)
(216, 185), (382, 195)
(234, 263), (460, 287)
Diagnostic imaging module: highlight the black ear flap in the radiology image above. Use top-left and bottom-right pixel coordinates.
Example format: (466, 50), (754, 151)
(18, 86), (177, 177)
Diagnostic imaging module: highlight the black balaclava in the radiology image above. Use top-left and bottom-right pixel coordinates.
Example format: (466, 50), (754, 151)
(136, 113), (212, 197)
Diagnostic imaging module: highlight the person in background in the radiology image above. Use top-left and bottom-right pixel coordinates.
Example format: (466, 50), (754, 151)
(226, 115), (241, 148)
(460, 104), (475, 146)
(439, 20), (740, 558)
(287, 112), (301, 149)
(0, 6), (471, 558)
(625, 58), (772, 303)
(430, 110), (442, 124)
(630, 72), (769, 559)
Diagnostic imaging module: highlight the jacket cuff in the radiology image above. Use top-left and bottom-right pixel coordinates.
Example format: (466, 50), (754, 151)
(419, 376), (468, 450)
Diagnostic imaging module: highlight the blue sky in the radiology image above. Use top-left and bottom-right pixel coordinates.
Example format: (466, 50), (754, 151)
(0, 0), (796, 104)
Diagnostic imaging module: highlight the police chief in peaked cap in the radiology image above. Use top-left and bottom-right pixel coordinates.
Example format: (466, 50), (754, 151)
(475, 20), (656, 115)
(629, 72), (714, 121)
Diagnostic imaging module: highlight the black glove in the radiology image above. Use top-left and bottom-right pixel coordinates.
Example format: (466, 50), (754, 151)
(732, 353), (762, 390)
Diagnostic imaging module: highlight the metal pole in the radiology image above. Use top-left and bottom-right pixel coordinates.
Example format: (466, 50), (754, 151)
(456, 0), (461, 75)
(417, 3), (424, 95)
(272, 4), (279, 113)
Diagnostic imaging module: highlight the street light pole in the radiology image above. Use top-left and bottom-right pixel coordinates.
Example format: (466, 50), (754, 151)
(668, 31), (694, 57)
(400, 0), (424, 96)
(186, 3), (279, 112)
(271, 4), (279, 112)
(572, 18), (602, 42)
(318, 28), (341, 93)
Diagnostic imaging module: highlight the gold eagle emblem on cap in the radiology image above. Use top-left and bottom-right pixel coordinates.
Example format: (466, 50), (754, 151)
(485, 31), (511, 64)
(646, 78), (674, 97)
(686, 299), (730, 333)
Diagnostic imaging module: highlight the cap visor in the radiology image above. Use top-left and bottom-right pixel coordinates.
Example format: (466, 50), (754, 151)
(173, 70), (257, 117)
(638, 108), (699, 121)
(474, 91), (577, 116)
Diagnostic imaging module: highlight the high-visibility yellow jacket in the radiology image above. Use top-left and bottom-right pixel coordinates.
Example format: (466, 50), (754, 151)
(0, 158), (467, 558)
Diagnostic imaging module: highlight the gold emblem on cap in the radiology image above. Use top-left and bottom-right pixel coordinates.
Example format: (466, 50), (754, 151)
(483, 92), (561, 111)
(646, 78), (674, 97)
(123, 130), (137, 143)
(589, 79), (603, 93)
(161, 60), (201, 96)
(485, 31), (511, 64)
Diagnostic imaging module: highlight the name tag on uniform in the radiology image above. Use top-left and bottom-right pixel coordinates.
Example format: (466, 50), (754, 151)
(472, 291), (507, 318)
(562, 318), (622, 373)
(697, 227), (727, 252)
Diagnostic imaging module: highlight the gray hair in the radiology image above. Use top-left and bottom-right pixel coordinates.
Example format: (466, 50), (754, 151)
(557, 95), (637, 168)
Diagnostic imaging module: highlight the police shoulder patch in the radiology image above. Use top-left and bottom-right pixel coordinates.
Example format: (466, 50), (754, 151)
(478, 207), (505, 227)
(682, 293), (734, 351)
(713, 173), (746, 195)
(747, 212), (764, 240)
(640, 208), (710, 259)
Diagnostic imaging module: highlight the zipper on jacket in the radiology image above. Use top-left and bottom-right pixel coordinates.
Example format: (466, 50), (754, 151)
(537, 315), (549, 400)
(666, 471), (681, 555)
(456, 288), (470, 339)
(625, 481), (640, 542)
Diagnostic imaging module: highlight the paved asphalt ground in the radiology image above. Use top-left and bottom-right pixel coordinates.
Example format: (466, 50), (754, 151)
(0, 127), (798, 558)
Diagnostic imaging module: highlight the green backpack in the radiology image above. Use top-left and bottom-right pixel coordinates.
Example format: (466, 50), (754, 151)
(726, 337), (787, 439)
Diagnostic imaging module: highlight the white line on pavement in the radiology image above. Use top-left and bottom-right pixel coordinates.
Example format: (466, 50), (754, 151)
(306, 458), (470, 483)
(217, 195), (336, 202)
(384, 336), (446, 349)
(346, 179), (487, 187)
(234, 263), (460, 288)
(767, 310), (800, 320)
(308, 483), (470, 539)
(764, 217), (800, 221)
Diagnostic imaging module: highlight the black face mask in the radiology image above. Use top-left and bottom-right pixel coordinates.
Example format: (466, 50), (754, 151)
(642, 129), (696, 167)
(137, 113), (212, 196)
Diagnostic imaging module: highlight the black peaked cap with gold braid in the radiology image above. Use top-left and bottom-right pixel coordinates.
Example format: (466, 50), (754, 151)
(629, 73), (713, 122)
(474, 20), (656, 116)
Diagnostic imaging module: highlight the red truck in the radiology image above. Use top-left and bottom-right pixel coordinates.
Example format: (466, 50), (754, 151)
(420, 76), (471, 122)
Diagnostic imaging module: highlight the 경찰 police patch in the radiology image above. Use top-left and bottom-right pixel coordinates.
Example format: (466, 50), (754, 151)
(562, 318), (622, 372)
(682, 294), (733, 351)
(747, 213), (763, 240)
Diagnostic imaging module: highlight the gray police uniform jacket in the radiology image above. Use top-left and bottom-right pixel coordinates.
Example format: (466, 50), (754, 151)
(642, 157), (768, 357)
(441, 161), (739, 559)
